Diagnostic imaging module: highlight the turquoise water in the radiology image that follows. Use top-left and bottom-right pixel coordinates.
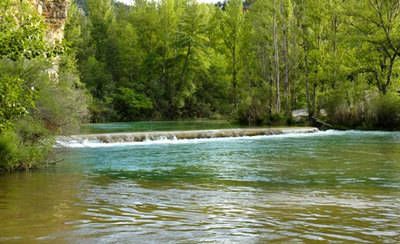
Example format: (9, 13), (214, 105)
(1, 130), (400, 242)
(80, 120), (245, 134)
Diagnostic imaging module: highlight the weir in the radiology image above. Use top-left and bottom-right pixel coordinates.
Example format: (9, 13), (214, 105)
(57, 127), (319, 146)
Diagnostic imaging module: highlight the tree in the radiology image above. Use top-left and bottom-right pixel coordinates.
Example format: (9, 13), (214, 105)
(0, 0), (88, 171)
(220, 0), (244, 111)
(64, 0), (400, 129)
(0, 0), (48, 60)
(347, 0), (400, 95)
(0, 0), (46, 130)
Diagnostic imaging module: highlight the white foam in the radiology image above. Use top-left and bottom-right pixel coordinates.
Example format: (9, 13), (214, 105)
(55, 130), (350, 148)
(57, 129), (398, 149)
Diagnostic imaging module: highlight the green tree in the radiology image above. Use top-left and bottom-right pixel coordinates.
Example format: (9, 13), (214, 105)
(0, 0), (48, 60)
(347, 0), (400, 95)
(220, 0), (245, 111)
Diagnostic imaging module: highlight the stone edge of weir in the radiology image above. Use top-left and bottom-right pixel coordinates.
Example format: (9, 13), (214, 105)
(57, 127), (320, 144)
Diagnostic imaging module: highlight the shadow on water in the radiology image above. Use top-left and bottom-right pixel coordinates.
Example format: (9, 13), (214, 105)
(0, 170), (85, 242)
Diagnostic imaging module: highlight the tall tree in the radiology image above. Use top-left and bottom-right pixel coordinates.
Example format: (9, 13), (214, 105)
(220, 0), (244, 111)
(347, 0), (400, 95)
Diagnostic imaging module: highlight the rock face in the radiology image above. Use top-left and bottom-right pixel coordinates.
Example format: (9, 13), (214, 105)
(29, 0), (70, 45)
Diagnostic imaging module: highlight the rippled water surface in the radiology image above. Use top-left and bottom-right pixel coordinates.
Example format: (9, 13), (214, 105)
(1, 130), (400, 242)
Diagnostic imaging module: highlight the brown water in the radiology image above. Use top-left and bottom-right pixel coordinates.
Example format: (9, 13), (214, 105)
(0, 130), (400, 243)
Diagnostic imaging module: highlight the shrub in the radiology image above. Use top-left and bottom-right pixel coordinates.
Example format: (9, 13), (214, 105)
(112, 87), (153, 121)
(0, 119), (53, 172)
(323, 90), (400, 130)
(0, 130), (19, 171)
(324, 91), (366, 128)
(0, 64), (35, 131)
(34, 56), (89, 135)
(370, 94), (400, 130)
(237, 96), (267, 125)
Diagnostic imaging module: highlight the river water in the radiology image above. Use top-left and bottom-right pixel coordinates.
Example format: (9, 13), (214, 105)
(79, 120), (242, 134)
(1, 130), (400, 242)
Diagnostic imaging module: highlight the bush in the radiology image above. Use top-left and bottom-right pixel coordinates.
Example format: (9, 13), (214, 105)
(323, 90), (400, 130)
(0, 130), (19, 171)
(34, 56), (89, 134)
(112, 87), (153, 121)
(324, 91), (366, 128)
(237, 87), (270, 126)
(0, 56), (88, 171)
(370, 94), (400, 130)
(0, 119), (53, 172)
(0, 61), (35, 131)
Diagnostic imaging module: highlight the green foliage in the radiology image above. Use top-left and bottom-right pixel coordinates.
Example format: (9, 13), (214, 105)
(0, 56), (88, 171)
(67, 0), (234, 120)
(0, 0), (88, 171)
(0, 120), (52, 172)
(346, 0), (400, 94)
(0, 73), (34, 131)
(325, 92), (365, 128)
(325, 90), (400, 130)
(34, 56), (89, 135)
(0, 0), (48, 60)
(0, 130), (19, 170)
(113, 88), (153, 120)
(370, 94), (400, 130)
(237, 89), (268, 125)
(64, 0), (400, 129)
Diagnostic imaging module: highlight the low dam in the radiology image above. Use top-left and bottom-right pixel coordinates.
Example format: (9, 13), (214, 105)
(57, 127), (319, 147)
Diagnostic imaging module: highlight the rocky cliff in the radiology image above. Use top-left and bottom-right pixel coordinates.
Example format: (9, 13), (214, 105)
(29, 0), (70, 45)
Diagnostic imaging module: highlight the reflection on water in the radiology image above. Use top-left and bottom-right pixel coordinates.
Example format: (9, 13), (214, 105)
(80, 120), (242, 134)
(1, 131), (400, 242)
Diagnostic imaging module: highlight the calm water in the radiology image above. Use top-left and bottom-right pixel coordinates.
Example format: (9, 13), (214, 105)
(1, 130), (400, 243)
(80, 120), (243, 134)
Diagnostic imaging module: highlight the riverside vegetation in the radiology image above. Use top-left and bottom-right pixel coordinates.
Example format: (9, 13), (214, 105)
(0, 0), (88, 171)
(69, 0), (400, 127)
(1, 0), (400, 171)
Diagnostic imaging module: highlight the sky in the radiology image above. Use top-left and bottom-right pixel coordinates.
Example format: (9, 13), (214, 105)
(116, 0), (220, 4)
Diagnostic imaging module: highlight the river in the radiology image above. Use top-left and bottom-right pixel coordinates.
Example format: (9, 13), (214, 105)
(0, 129), (399, 242)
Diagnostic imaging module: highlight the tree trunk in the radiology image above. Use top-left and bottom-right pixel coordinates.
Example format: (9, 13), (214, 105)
(304, 50), (312, 121)
(380, 55), (396, 95)
(273, 0), (281, 113)
(180, 42), (192, 89)
(232, 43), (239, 111)
(281, 0), (290, 117)
(332, 13), (338, 88)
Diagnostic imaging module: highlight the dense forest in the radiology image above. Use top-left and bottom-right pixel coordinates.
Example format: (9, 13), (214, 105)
(66, 0), (400, 127)
(1, 0), (400, 171)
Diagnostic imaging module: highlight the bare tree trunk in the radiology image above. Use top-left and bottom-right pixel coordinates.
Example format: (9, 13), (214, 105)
(273, 0), (281, 113)
(269, 70), (274, 120)
(180, 42), (192, 88)
(232, 44), (238, 111)
(281, 0), (290, 117)
(304, 47), (312, 121)
(332, 13), (338, 88)
(381, 55), (396, 95)
(260, 46), (270, 118)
